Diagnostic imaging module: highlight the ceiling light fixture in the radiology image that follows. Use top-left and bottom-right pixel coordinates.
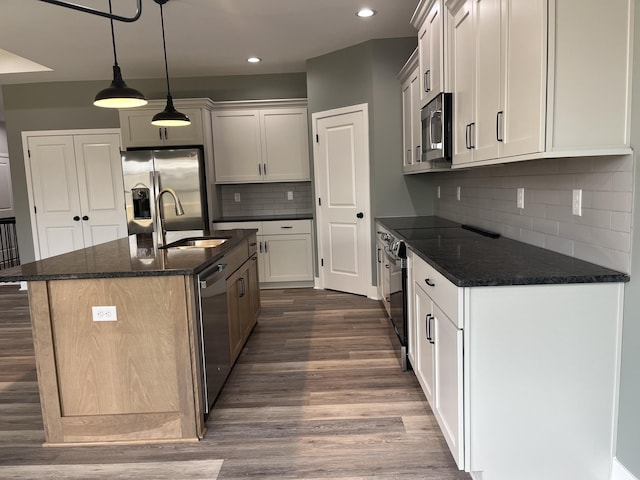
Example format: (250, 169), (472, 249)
(151, 0), (190, 127)
(38, 0), (142, 22)
(356, 8), (376, 18)
(93, 0), (147, 108)
(247, 57), (262, 63)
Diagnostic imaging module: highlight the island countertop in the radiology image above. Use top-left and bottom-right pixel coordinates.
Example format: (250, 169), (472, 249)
(0, 229), (257, 282)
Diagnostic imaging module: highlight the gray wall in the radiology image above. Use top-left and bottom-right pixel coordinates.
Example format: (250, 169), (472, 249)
(306, 38), (435, 220)
(1, 73), (307, 263)
(615, 0), (640, 473)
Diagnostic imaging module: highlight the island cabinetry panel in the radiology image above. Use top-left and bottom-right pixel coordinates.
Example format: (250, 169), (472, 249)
(28, 276), (202, 445)
(212, 100), (310, 183)
(408, 249), (625, 479)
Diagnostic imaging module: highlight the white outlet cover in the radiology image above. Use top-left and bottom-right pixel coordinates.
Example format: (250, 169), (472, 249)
(517, 187), (525, 209)
(456, 186), (461, 201)
(437, 186), (441, 199)
(92, 306), (117, 322)
(287, 191), (293, 200)
(572, 189), (582, 216)
(234, 193), (241, 202)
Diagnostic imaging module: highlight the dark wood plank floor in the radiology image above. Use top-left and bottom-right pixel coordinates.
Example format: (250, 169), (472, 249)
(0, 285), (470, 479)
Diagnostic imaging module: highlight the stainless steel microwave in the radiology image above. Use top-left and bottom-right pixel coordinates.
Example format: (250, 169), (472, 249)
(421, 92), (452, 166)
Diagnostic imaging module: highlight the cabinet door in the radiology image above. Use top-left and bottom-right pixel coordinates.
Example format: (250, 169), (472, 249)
(473, 0), (502, 162)
(500, 0), (546, 159)
(227, 261), (251, 363)
(433, 303), (464, 468)
(120, 108), (204, 148)
(212, 110), (262, 182)
(247, 254), (260, 336)
(262, 234), (313, 282)
(418, 0), (444, 107)
(260, 109), (310, 181)
(401, 76), (414, 169)
(451, 1), (475, 166)
(414, 282), (435, 405)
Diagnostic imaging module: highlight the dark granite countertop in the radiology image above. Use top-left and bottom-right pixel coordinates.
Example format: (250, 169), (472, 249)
(213, 214), (313, 223)
(376, 216), (629, 287)
(0, 229), (257, 282)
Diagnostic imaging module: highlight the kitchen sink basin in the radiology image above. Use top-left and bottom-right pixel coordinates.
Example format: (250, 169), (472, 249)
(160, 237), (230, 249)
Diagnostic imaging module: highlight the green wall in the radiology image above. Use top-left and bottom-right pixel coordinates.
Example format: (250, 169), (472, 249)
(306, 37), (435, 220)
(2, 73), (307, 263)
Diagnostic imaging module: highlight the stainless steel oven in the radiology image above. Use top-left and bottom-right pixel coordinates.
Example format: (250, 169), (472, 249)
(383, 239), (408, 371)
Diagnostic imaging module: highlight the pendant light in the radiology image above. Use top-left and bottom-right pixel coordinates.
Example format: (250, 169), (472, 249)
(93, 0), (147, 108)
(151, 0), (190, 126)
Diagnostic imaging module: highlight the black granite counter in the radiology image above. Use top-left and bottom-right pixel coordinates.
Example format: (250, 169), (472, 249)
(213, 214), (313, 223)
(376, 216), (629, 287)
(0, 229), (257, 282)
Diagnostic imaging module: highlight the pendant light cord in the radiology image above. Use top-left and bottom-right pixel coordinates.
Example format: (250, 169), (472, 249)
(108, 0), (118, 66)
(159, 3), (172, 97)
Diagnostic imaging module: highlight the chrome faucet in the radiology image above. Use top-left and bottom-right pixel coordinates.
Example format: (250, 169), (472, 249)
(156, 187), (185, 246)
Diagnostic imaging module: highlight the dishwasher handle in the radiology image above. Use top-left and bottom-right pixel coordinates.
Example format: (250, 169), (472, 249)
(199, 262), (227, 288)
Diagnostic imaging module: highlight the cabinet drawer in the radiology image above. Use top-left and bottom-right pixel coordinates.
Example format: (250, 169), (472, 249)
(213, 221), (262, 235)
(262, 219), (311, 235)
(411, 252), (460, 327)
(223, 239), (249, 277)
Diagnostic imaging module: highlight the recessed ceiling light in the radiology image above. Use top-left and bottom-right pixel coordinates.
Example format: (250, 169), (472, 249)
(247, 57), (262, 63)
(356, 8), (376, 18)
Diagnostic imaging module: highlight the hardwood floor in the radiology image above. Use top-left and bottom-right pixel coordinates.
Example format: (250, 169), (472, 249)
(0, 285), (470, 479)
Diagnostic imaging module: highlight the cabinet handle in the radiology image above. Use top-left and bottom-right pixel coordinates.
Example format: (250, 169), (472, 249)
(259, 241), (263, 253)
(73, 215), (80, 221)
(415, 145), (421, 163)
(385, 264), (390, 269)
(406, 149), (411, 165)
(239, 277), (246, 297)
(258, 163), (262, 176)
(496, 111), (504, 142)
(280, 226), (293, 229)
(164, 128), (168, 140)
(427, 314), (435, 345)
(263, 163), (267, 176)
(425, 278), (435, 287)
(469, 123), (475, 149)
(264, 241), (268, 253)
(465, 124), (470, 149)
(82, 215), (89, 221)
(377, 248), (381, 263)
(158, 128), (162, 141)
(424, 69), (431, 93)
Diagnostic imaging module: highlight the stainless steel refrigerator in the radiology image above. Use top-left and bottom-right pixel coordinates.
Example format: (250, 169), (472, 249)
(122, 146), (209, 235)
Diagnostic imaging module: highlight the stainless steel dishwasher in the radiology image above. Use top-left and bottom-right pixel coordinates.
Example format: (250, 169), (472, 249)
(196, 258), (230, 414)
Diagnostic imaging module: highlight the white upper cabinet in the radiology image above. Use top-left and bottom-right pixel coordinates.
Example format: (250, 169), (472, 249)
(119, 99), (214, 148)
(413, 0), (448, 108)
(212, 100), (310, 184)
(447, 0), (633, 168)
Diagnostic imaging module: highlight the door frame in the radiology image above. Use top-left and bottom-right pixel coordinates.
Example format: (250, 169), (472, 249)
(311, 103), (375, 298)
(21, 129), (122, 260)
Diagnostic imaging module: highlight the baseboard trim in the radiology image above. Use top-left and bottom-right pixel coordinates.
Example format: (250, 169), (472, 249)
(612, 458), (639, 480)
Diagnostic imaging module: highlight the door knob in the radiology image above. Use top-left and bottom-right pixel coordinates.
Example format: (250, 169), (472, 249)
(73, 216), (80, 221)
(356, 212), (364, 219)
(82, 215), (89, 221)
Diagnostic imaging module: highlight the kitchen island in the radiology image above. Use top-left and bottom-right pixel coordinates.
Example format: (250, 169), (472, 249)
(0, 229), (259, 446)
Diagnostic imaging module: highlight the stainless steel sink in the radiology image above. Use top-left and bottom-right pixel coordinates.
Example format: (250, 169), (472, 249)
(160, 237), (229, 249)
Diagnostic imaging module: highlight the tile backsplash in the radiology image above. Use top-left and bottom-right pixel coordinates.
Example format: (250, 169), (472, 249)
(220, 182), (313, 217)
(432, 155), (634, 273)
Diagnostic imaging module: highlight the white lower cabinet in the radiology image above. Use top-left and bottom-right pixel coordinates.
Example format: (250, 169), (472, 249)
(408, 249), (624, 479)
(213, 219), (313, 286)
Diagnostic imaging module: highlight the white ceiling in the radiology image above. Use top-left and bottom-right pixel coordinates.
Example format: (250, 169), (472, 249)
(0, 0), (418, 86)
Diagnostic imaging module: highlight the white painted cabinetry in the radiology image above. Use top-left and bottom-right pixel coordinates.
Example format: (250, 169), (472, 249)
(447, 0), (633, 168)
(213, 219), (313, 286)
(412, 0), (448, 108)
(212, 100), (310, 184)
(408, 249), (625, 479)
(119, 98), (214, 148)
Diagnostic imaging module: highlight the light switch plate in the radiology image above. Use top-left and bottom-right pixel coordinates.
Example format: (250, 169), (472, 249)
(517, 187), (525, 209)
(92, 306), (117, 322)
(234, 193), (241, 202)
(572, 189), (582, 216)
(287, 191), (293, 200)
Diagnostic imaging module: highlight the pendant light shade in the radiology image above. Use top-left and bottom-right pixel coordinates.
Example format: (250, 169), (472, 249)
(94, 0), (147, 108)
(152, 0), (190, 126)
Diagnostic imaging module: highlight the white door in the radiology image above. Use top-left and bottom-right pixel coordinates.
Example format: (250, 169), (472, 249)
(24, 131), (127, 259)
(73, 134), (128, 247)
(26, 135), (85, 258)
(0, 154), (14, 217)
(313, 104), (371, 297)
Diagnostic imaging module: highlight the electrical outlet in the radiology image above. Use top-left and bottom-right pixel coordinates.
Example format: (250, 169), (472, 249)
(92, 306), (117, 322)
(234, 193), (241, 202)
(437, 186), (441, 199)
(572, 189), (582, 216)
(456, 186), (461, 201)
(517, 187), (525, 209)
(287, 191), (294, 201)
